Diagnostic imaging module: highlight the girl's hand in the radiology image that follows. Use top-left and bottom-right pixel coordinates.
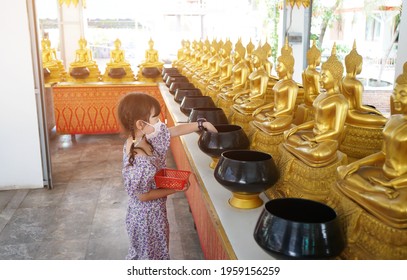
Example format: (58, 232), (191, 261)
(203, 121), (218, 133)
(178, 181), (190, 192)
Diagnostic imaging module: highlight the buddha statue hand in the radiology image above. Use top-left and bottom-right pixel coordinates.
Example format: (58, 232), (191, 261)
(283, 126), (298, 140)
(366, 177), (400, 199)
(337, 163), (360, 180)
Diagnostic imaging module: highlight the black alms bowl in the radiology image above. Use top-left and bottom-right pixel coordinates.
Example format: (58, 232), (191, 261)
(169, 82), (195, 95)
(188, 107), (229, 125)
(180, 96), (216, 115)
(214, 150), (279, 193)
(253, 198), (346, 259)
(198, 125), (249, 158)
(162, 67), (179, 77)
(174, 88), (202, 103)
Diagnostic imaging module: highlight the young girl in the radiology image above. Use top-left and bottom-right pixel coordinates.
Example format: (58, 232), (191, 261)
(117, 92), (217, 260)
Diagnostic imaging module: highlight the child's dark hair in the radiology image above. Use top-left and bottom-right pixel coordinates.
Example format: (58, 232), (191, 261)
(117, 92), (161, 165)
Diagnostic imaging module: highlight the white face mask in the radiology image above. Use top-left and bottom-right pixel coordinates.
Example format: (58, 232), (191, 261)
(143, 120), (162, 140)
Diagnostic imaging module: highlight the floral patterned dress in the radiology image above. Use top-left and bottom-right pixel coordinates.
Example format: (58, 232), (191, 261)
(122, 122), (171, 260)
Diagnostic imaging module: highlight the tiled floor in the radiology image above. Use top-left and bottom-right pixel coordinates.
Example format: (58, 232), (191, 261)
(0, 132), (204, 260)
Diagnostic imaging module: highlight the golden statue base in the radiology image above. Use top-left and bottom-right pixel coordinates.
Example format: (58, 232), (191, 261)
(229, 107), (255, 135)
(266, 144), (348, 203)
(229, 192), (263, 209)
(210, 157), (219, 169)
(248, 122), (287, 163)
(216, 95), (234, 117)
(327, 182), (407, 259)
(44, 62), (68, 84)
(339, 124), (383, 161)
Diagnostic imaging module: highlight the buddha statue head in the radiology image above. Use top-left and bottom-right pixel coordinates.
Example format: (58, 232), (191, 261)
(233, 38), (246, 63)
(344, 40), (363, 75)
(321, 43), (344, 92)
(221, 39), (233, 59)
(252, 43), (267, 69)
(246, 39), (255, 57)
(393, 62), (407, 113)
(78, 37), (87, 49)
(148, 38), (155, 49)
(114, 38), (122, 49)
(203, 38), (210, 53)
(306, 40), (321, 67)
(262, 39), (272, 59)
(276, 37), (294, 79)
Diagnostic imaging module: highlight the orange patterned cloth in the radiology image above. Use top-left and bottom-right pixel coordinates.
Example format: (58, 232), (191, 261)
(52, 83), (165, 135)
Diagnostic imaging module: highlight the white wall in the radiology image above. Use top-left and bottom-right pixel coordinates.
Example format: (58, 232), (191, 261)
(395, 0), (407, 79)
(0, 0), (43, 189)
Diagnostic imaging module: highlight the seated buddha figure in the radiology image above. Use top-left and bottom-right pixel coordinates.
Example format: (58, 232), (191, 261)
(293, 40), (321, 125)
(174, 40), (191, 70)
(181, 40), (200, 74)
(217, 39), (249, 97)
(336, 63), (407, 229)
(340, 41), (387, 128)
(331, 65), (407, 259)
(194, 39), (222, 81)
(245, 39), (255, 73)
(138, 38), (164, 81)
(205, 39), (233, 99)
(196, 40), (224, 93)
(231, 43), (269, 115)
(189, 39), (213, 81)
(251, 39), (298, 135)
(338, 41), (387, 160)
(172, 39), (186, 68)
(184, 39), (208, 78)
(68, 37), (100, 82)
(41, 35), (67, 83)
(216, 39), (250, 116)
(283, 44), (348, 167)
(102, 39), (135, 82)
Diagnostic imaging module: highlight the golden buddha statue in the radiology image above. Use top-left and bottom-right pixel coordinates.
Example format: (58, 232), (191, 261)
(205, 39), (233, 99)
(283, 44), (348, 167)
(229, 43), (270, 133)
(216, 39), (250, 116)
(68, 37), (101, 82)
(195, 39), (224, 93)
(251, 39), (297, 128)
(181, 40), (199, 74)
(183, 39), (206, 77)
(231, 43), (270, 113)
(330, 62), (407, 259)
(172, 39), (186, 68)
(249, 39), (298, 160)
(102, 39), (135, 82)
(245, 39), (255, 73)
(266, 44), (349, 203)
(41, 34), (67, 84)
(137, 38), (164, 82)
(338, 41), (387, 160)
(175, 40), (191, 70)
(189, 39), (213, 81)
(293, 40), (321, 125)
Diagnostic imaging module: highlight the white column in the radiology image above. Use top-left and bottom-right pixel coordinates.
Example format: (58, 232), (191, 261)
(394, 0), (407, 79)
(0, 0), (43, 189)
(58, 2), (87, 69)
(282, 4), (311, 83)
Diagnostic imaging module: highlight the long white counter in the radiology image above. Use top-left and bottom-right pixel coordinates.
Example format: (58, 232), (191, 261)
(159, 83), (272, 260)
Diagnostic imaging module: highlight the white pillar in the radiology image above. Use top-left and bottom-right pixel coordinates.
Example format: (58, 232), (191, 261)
(282, 4), (311, 83)
(58, 2), (87, 69)
(395, 0), (407, 80)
